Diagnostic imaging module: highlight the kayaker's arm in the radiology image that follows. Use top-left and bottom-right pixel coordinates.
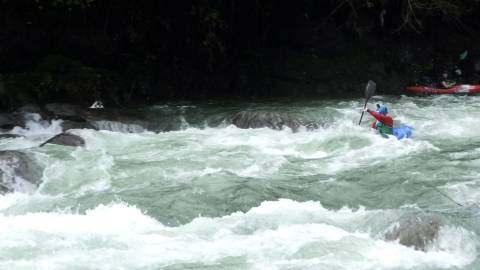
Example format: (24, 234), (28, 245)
(366, 109), (394, 127)
(441, 80), (456, 88)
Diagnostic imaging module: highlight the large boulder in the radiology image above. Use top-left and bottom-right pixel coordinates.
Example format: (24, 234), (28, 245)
(40, 132), (85, 147)
(232, 110), (318, 132)
(385, 213), (441, 251)
(0, 151), (43, 194)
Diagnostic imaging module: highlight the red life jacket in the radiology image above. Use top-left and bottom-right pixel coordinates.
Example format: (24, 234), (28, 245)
(368, 110), (393, 128)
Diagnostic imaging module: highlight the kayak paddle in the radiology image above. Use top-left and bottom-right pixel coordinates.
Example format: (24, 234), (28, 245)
(358, 80), (376, 125)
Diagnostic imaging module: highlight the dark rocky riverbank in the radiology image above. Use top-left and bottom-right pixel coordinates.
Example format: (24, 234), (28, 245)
(0, 1), (480, 110)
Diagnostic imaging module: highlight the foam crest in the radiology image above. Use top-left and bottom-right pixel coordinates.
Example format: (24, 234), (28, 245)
(0, 158), (36, 194)
(10, 113), (63, 140)
(91, 120), (146, 133)
(0, 200), (475, 270)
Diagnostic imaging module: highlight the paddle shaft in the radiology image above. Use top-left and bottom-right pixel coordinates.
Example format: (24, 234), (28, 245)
(358, 98), (370, 125)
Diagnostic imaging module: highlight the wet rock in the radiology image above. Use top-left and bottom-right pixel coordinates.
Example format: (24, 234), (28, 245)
(0, 151), (43, 194)
(83, 109), (150, 133)
(0, 134), (22, 139)
(40, 132), (85, 147)
(0, 104), (52, 130)
(46, 103), (96, 131)
(60, 120), (96, 131)
(232, 110), (300, 131)
(232, 110), (319, 131)
(385, 213), (441, 251)
(89, 120), (147, 133)
(46, 103), (150, 133)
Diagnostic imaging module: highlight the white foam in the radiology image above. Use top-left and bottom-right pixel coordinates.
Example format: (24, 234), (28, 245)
(1, 98), (479, 269)
(91, 120), (146, 133)
(10, 113), (63, 141)
(38, 141), (114, 196)
(0, 200), (475, 269)
(0, 157), (36, 194)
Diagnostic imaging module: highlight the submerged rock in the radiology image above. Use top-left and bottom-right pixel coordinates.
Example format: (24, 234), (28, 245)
(385, 213), (441, 251)
(232, 110), (318, 131)
(40, 132), (85, 147)
(0, 151), (43, 194)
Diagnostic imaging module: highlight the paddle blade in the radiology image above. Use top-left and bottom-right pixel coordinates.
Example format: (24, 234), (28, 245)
(359, 80), (376, 125)
(365, 80), (376, 100)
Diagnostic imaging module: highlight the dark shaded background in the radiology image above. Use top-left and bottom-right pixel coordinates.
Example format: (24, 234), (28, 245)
(1, 0), (479, 109)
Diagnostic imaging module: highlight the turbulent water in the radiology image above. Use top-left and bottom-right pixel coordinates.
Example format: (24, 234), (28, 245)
(1, 95), (480, 270)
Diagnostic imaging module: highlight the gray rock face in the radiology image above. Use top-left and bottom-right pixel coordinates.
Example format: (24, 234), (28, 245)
(0, 151), (43, 194)
(40, 132), (85, 147)
(385, 213), (441, 251)
(232, 110), (318, 131)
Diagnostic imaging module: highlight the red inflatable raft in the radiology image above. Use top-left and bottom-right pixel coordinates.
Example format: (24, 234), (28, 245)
(406, 84), (480, 95)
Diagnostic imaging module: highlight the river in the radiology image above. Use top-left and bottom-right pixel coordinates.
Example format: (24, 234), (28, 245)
(0, 95), (479, 270)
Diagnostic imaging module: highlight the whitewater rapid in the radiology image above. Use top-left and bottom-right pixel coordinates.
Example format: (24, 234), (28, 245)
(0, 95), (479, 270)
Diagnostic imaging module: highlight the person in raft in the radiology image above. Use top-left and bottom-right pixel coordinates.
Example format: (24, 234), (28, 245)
(363, 104), (393, 137)
(440, 70), (457, 88)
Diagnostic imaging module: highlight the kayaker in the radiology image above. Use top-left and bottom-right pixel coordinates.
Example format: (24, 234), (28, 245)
(440, 71), (456, 88)
(363, 104), (393, 137)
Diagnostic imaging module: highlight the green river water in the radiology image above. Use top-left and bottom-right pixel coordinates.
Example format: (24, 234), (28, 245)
(0, 95), (479, 270)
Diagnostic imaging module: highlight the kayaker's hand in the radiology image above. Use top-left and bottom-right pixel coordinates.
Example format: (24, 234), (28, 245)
(363, 108), (369, 112)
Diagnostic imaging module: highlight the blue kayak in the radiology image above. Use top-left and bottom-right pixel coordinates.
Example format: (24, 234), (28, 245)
(392, 126), (414, 140)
